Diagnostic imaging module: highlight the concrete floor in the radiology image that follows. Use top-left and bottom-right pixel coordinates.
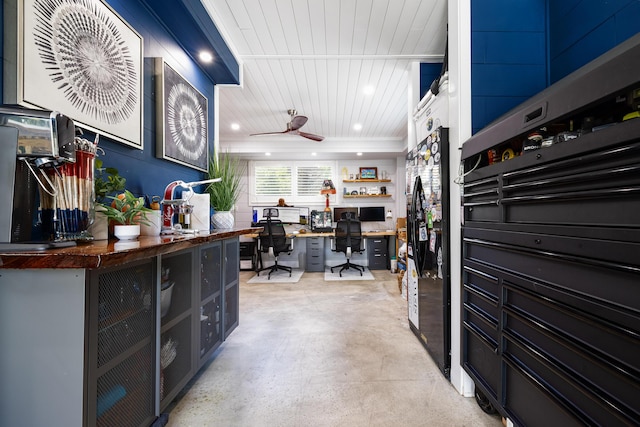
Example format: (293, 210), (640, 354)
(166, 270), (502, 427)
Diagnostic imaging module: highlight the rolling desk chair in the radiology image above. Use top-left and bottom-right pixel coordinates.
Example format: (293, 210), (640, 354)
(331, 212), (365, 277)
(256, 208), (292, 279)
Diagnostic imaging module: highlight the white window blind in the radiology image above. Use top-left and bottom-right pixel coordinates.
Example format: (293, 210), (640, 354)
(250, 161), (336, 204)
(297, 165), (332, 196)
(254, 165), (292, 196)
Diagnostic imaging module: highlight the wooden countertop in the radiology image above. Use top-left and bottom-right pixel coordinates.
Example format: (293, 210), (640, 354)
(245, 230), (396, 239)
(0, 228), (262, 270)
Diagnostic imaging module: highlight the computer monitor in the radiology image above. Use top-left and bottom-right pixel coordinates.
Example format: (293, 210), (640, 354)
(254, 206), (309, 224)
(358, 206), (385, 222)
(333, 207), (358, 221)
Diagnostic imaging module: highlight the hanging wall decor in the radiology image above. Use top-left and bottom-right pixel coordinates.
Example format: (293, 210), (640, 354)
(155, 58), (209, 172)
(5, 0), (144, 149)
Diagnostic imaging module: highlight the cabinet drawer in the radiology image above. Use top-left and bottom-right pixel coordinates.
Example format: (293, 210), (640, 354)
(306, 259), (325, 272)
(462, 326), (500, 401)
(306, 237), (324, 249)
(463, 237), (640, 311)
(463, 176), (501, 223)
(367, 238), (387, 250)
(368, 253), (387, 269)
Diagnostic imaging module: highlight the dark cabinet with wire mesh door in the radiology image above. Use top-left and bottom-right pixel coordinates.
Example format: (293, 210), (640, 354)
(159, 248), (195, 410)
(86, 258), (157, 427)
(223, 238), (240, 339)
(198, 242), (223, 367)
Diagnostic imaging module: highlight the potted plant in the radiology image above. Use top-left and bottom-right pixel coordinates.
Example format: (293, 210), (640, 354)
(206, 152), (245, 229)
(100, 190), (153, 240)
(94, 160), (127, 203)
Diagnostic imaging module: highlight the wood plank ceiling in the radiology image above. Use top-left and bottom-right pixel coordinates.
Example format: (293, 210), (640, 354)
(201, 0), (447, 159)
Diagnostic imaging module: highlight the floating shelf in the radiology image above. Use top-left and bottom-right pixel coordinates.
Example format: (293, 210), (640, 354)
(343, 179), (391, 183)
(343, 194), (392, 198)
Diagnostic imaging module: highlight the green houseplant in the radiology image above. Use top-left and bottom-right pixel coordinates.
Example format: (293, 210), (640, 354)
(94, 159), (127, 203)
(101, 190), (153, 240)
(206, 152), (245, 229)
(90, 160), (128, 240)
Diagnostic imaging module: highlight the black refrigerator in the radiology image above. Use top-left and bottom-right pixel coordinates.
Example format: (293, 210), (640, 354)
(406, 127), (451, 379)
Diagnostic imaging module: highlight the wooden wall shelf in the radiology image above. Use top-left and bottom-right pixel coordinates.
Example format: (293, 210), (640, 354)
(343, 179), (391, 183)
(343, 194), (392, 198)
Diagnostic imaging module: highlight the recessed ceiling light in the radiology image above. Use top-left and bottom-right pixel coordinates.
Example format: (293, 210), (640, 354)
(265, 152), (271, 156)
(311, 152), (317, 156)
(230, 123), (240, 131)
(357, 152), (363, 156)
(353, 123), (363, 131)
(199, 51), (213, 63)
(363, 85), (375, 95)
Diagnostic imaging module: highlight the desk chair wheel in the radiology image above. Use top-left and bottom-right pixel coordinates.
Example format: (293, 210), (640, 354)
(331, 261), (365, 277)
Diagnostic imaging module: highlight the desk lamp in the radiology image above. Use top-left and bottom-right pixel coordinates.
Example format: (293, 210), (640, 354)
(320, 179), (336, 212)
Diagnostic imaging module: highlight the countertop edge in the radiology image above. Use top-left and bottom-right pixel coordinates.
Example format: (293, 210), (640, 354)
(0, 228), (262, 270)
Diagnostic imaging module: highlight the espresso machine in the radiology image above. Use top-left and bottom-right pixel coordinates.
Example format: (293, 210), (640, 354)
(0, 106), (77, 250)
(161, 178), (221, 233)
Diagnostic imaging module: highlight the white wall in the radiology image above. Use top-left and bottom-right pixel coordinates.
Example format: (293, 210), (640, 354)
(234, 158), (403, 233)
(448, 0), (475, 397)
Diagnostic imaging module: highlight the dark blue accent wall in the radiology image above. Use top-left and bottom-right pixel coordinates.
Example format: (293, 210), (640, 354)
(88, 0), (216, 199)
(549, 0), (640, 83)
(420, 63), (443, 100)
(0, 0), (236, 202)
(470, 0), (548, 134)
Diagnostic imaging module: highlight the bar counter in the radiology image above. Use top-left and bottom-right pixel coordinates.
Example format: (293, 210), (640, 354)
(0, 226), (261, 427)
(0, 227), (261, 269)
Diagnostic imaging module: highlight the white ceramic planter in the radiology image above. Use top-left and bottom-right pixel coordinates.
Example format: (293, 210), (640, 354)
(140, 210), (162, 236)
(113, 224), (140, 240)
(211, 211), (234, 229)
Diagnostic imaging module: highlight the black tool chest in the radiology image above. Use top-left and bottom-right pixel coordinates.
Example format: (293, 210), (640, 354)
(461, 34), (640, 426)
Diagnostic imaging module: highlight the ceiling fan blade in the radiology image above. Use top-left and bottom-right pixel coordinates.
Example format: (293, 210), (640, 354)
(289, 115), (308, 130)
(249, 130), (290, 136)
(298, 131), (325, 141)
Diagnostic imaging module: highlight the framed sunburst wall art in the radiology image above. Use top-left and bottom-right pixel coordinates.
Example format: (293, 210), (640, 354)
(155, 58), (209, 172)
(5, 0), (144, 149)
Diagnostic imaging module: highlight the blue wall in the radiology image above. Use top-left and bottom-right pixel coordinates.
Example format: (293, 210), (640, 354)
(470, 0), (640, 135)
(470, 0), (548, 134)
(420, 63), (443, 101)
(1, 0), (218, 201)
(549, 0), (640, 83)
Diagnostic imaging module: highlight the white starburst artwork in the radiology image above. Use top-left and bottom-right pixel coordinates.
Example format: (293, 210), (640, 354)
(156, 58), (209, 171)
(19, 0), (143, 148)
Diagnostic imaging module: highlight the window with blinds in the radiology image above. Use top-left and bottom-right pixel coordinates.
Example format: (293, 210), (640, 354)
(251, 161), (336, 204)
(254, 165), (292, 196)
(296, 165), (332, 196)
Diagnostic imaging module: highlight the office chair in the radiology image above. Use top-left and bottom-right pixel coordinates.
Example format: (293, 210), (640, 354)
(331, 212), (365, 277)
(256, 208), (293, 279)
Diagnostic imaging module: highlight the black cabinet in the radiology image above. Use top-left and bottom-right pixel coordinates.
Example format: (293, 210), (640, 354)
(461, 34), (640, 426)
(305, 237), (325, 272)
(223, 238), (240, 338)
(159, 249), (195, 409)
(366, 237), (388, 270)
(198, 242), (223, 366)
(86, 258), (157, 427)
(86, 236), (241, 421)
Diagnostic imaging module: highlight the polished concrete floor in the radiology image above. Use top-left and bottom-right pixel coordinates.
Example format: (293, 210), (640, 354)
(166, 270), (502, 427)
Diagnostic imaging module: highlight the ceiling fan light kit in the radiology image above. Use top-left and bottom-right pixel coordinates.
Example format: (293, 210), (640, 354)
(250, 109), (325, 141)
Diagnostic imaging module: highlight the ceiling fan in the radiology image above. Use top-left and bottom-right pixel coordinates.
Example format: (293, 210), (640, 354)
(250, 109), (324, 141)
